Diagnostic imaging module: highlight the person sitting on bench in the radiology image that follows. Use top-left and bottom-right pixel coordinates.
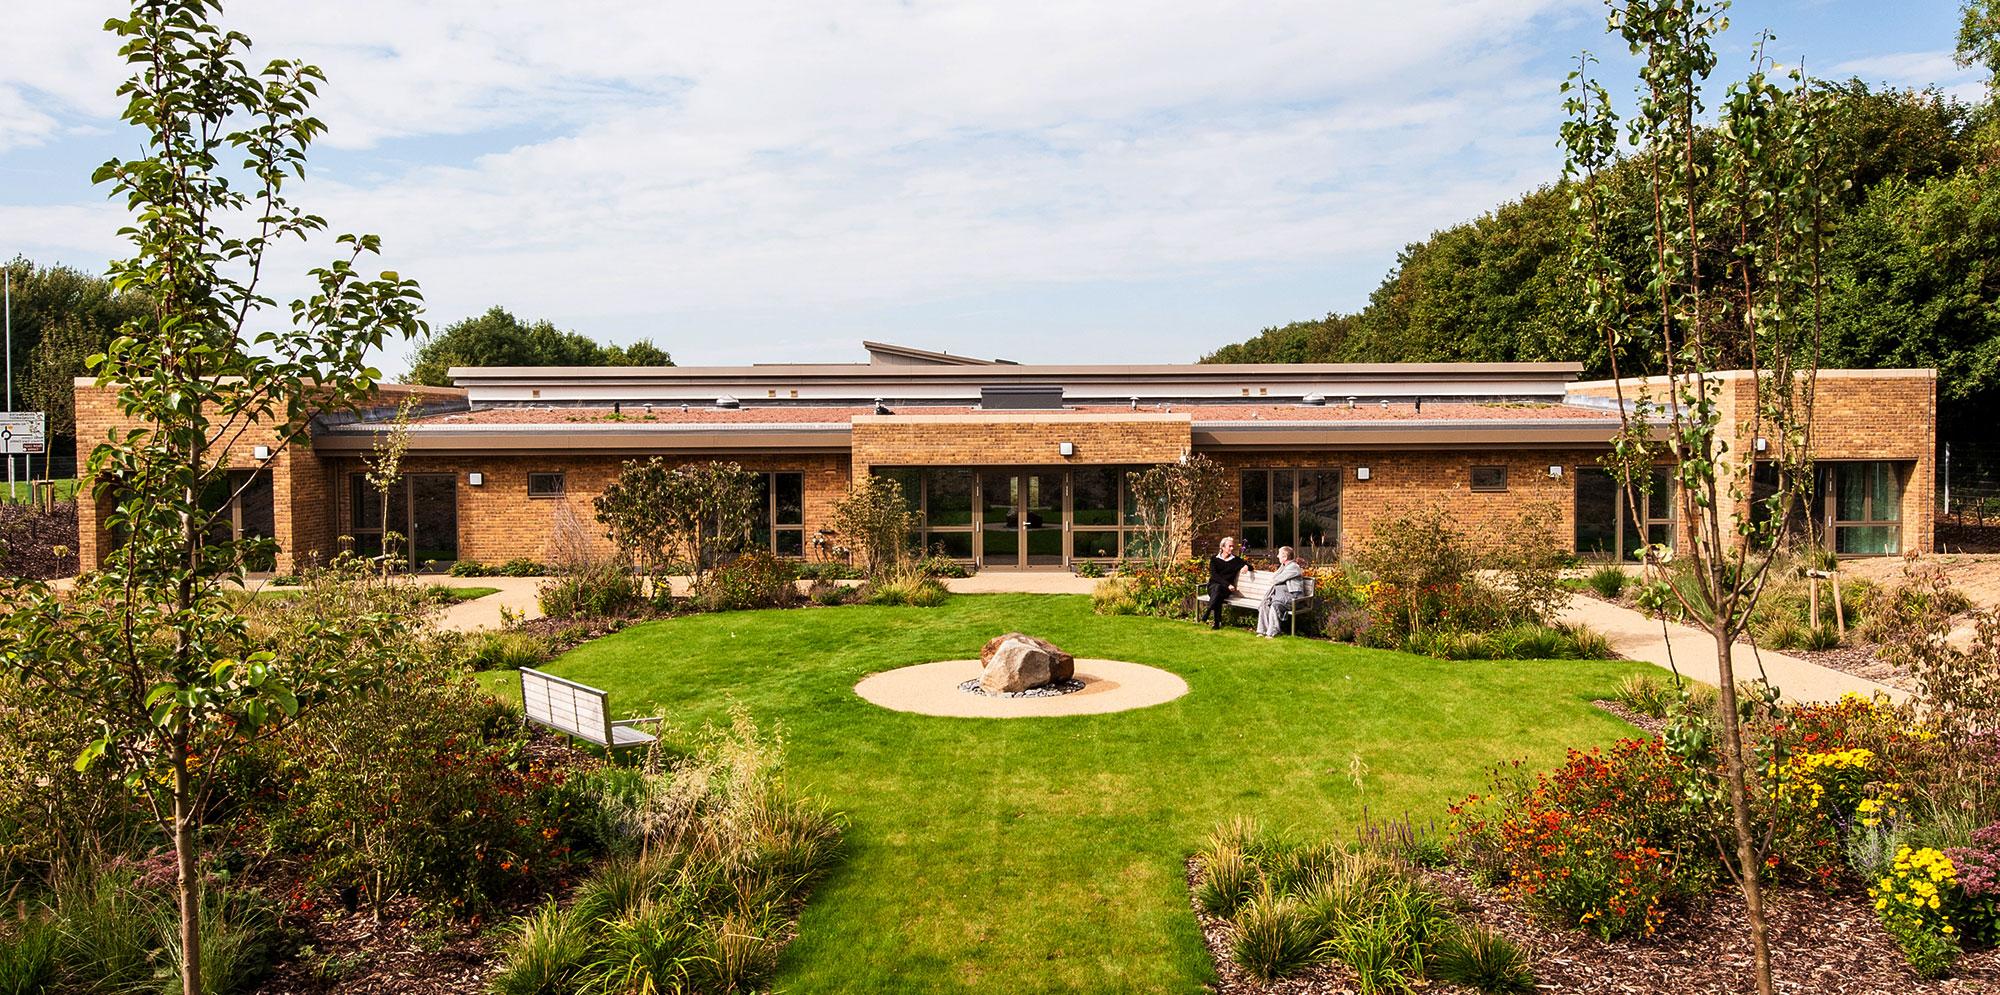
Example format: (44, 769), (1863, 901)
(1204, 536), (1249, 630)
(1256, 546), (1304, 638)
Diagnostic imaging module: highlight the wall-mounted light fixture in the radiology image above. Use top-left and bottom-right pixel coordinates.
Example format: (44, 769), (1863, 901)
(1548, 465), (1564, 478)
(468, 472), (484, 487)
(1058, 441), (1076, 457)
(1355, 466), (1372, 481)
(252, 445), (272, 461)
(1753, 437), (1769, 452)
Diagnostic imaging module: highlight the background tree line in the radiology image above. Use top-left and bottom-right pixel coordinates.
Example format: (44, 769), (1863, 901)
(1203, 76), (1997, 447)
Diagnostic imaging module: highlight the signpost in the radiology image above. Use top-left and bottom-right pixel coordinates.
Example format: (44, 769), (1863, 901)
(0, 412), (44, 500)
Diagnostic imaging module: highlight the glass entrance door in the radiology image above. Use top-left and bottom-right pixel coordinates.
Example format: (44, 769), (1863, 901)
(977, 470), (1067, 569)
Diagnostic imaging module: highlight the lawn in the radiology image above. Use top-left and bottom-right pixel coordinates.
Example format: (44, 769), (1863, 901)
(0, 477), (76, 503)
(478, 594), (1653, 994)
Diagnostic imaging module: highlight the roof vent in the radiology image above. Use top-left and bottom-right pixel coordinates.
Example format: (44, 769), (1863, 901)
(1346, 396), (1358, 409)
(980, 384), (1064, 410)
(1302, 393), (1327, 406)
(1379, 399), (1390, 410)
(716, 395), (740, 409)
(1130, 395), (1140, 410)
(874, 397), (893, 415)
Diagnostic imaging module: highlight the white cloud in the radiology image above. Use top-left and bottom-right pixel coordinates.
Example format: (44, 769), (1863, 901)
(0, 0), (1689, 369)
(1832, 49), (1987, 103)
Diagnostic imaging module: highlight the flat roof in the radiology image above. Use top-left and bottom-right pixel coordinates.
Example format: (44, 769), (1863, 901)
(446, 360), (1586, 382)
(373, 400), (1624, 428)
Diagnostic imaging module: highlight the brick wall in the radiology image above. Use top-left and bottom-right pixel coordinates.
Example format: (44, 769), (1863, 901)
(1568, 369), (1936, 553)
(72, 381), (465, 572)
(326, 452), (852, 566)
(1204, 449), (1605, 558)
(850, 413), (1192, 474)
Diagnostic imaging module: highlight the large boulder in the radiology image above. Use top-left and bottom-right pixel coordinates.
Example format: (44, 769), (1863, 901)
(978, 633), (1076, 693)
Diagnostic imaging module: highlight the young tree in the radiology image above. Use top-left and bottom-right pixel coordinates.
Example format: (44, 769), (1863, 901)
(361, 397), (417, 577)
(1561, 5), (1841, 992)
(594, 458), (758, 585)
(1124, 453), (1227, 567)
(0, 4), (425, 993)
(829, 474), (917, 575)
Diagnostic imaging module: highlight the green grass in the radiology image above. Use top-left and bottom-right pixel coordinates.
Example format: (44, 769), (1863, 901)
(0, 478), (77, 503)
(477, 594), (1652, 994)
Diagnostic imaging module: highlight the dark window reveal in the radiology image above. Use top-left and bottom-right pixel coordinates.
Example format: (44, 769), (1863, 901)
(528, 472), (566, 497)
(1470, 466), (1508, 493)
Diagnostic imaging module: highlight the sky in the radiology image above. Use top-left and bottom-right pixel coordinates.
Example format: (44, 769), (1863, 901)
(0, 1), (1984, 375)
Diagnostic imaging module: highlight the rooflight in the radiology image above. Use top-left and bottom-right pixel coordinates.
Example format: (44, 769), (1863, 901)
(715, 395), (740, 409)
(1302, 393), (1326, 406)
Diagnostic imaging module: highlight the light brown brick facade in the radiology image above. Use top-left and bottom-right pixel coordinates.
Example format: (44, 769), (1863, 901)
(70, 367), (1938, 573)
(850, 413), (1193, 474)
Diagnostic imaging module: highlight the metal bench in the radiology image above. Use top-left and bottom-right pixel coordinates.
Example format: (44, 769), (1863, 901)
(519, 667), (660, 750)
(1196, 573), (1319, 635)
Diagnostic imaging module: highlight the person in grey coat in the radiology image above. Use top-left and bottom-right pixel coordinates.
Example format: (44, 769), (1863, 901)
(1256, 546), (1304, 638)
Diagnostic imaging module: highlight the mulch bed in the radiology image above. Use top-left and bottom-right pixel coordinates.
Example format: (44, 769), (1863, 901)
(1190, 856), (2000, 995)
(1790, 641), (1919, 694)
(256, 895), (517, 995)
(1592, 698), (1666, 735)
(0, 500), (79, 579)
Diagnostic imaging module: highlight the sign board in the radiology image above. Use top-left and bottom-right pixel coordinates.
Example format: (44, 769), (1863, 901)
(0, 412), (46, 455)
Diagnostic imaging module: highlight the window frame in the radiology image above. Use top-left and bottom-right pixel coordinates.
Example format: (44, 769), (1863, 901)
(1469, 465), (1509, 493)
(749, 470), (807, 557)
(527, 472), (566, 498)
(1826, 461), (1905, 556)
(1237, 467), (1342, 559)
(1573, 465), (1676, 560)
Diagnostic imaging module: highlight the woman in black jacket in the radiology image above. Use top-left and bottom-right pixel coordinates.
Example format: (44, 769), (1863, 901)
(1204, 536), (1248, 629)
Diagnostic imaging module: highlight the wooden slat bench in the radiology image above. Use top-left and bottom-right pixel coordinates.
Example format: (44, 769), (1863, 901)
(1196, 573), (1319, 635)
(519, 667), (660, 750)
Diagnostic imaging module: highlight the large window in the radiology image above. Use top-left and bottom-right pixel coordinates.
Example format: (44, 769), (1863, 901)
(347, 472), (459, 567)
(1574, 466), (1674, 560)
(1238, 468), (1341, 558)
(874, 467), (976, 560)
(1831, 461), (1904, 555)
(201, 468), (276, 571)
(749, 471), (806, 556)
(1068, 466), (1153, 561)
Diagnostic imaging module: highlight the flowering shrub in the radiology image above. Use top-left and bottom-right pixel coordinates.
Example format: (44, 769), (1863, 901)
(244, 669), (605, 913)
(693, 550), (800, 611)
(1448, 740), (1710, 938)
(1943, 822), (2000, 945)
(1106, 558), (1203, 618)
(1872, 848), (1968, 944)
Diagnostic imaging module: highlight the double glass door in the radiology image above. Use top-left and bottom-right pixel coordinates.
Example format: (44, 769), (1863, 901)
(978, 471), (1065, 570)
(350, 472), (460, 568)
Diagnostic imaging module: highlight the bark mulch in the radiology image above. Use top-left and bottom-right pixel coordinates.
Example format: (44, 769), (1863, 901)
(1790, 641), (1918, 694)
(256, 895), (516, 995)
(1190, 858), (2000, 995)
(1593, 698), (1666, 735)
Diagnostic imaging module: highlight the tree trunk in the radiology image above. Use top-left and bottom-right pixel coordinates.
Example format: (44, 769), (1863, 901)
(1713, 626), (1774, 995)
(174, 760), (203, 995)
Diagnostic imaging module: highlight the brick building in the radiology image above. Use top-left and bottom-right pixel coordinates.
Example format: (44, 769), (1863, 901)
(72, 342), (1937, 574)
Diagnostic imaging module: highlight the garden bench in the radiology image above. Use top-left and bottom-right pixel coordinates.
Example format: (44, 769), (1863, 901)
(519, 667), (659, 750)
(1195, 572), (1318, 635)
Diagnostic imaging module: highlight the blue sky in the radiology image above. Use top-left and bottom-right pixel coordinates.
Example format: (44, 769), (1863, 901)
(0, 1), (1982, 374)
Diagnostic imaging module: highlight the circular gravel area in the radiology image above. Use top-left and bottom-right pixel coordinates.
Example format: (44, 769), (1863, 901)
(854, 658), (1189, 718)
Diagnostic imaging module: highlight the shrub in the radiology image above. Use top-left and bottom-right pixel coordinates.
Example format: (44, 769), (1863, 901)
(1113, 559), (1203, 619)
(249, 667), (598, 912)
(794, 561), (864, 581)
(1615, 674), (1674, 718)
(1074, 561), (1105, 579)
(448, 559), (494, 577)
(914, 553), (970, 579)
(488, 710), (844, 995)
(0, 911), (59, 995)
(807, 580), (857, 606)
(1449, 739), (1709, 939)
(1886, 916), (1961, 980)
(0, 674), (145, 885)
(465, 632), (549, 672)
(1353, 505), (1480, 639)
(1430, 925), (1535, 994)
(1195, 844), (1257, 918)
(1490, 503), (1572, 624)
(498, 557), (547, 577)
(1585, 565), (1628, 599)
(862, 564), (950, 607)
(693, 551), (800, 612)
(1090, 578), (1139, 616)
(538, 563), (644, 618)
(1228, 888), (1319, 981)
(829, 476), (917, 575)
